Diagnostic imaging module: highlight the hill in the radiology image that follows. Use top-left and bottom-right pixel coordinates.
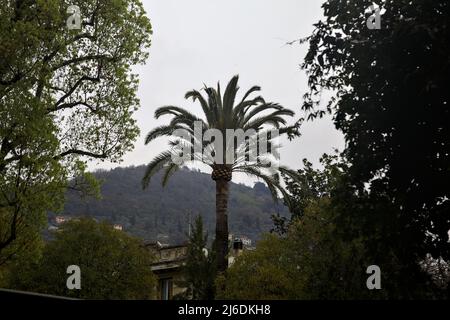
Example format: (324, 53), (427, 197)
(58, 166), (290, 245)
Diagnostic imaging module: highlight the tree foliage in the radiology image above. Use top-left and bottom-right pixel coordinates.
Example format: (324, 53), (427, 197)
(292, 0), (450, 297)
(7, 218), (156, 299)
(142, 75), (299, 206)
(301, 0), (450, 264)
(221, 153), (446, 299)
(0, 0), (152, 260)
(176, 215), (216, 300)
(216, 233), (299, 300)
(63, 166), (289, 245)
(142, 75), (299, 271)
(272, 154), (341, 235)
(218, 155), (368, 299)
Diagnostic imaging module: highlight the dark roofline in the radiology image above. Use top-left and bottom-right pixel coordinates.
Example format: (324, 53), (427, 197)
(161, 243), (188, 250)
(144, 241), (188, 250)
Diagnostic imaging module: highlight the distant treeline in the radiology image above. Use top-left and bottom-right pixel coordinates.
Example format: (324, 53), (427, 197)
(57, 166), (289, 244)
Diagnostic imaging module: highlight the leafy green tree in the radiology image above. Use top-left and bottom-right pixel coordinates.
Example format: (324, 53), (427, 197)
(300, 0), (450, 270)
(298, 0), (450, 297)
(292, 154), (441, 298)
(272, 154), (340, 235)
(176, 215), (216, 300)
(221, 156), (445, 299)
(216, 233), (299, 300)
(219, 155), (384, 300)
(142, 75), (299, 272)
(0, 222), (44, 287)
(287, 198), (374, 299)
(0, 0), (152, 260)
(8, 218), (156, 299)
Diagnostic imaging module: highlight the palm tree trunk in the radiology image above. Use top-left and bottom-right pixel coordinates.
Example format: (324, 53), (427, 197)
(215, 178), (229, 272)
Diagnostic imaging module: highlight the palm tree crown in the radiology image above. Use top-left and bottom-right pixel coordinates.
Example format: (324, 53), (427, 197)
(143, 76), (296, 202)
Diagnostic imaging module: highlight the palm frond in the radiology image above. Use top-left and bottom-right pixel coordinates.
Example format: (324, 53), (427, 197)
(144, 75), (297, 190)
(142, 151), (174, 189)
(233, 96), (266, 124)
(244, 114), (289, 130)
(240, 85), (261, 104)
(241, 103), (285, 125)
(162, 163), (180, 187)
(154, 105), (185, 119)
(223, 75), (240, 122)
(145, 125), (181, 144)
(185, 90), (215, 124)
(204, 86), (220, 127)
(235, 164), (295, 211)
(216, 82), (223, 111)
(235, 165), (281, 202)
(169, 115), (205, 129)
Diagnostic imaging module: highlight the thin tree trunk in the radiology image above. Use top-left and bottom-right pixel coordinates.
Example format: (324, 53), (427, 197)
(215, 179), (229, 273)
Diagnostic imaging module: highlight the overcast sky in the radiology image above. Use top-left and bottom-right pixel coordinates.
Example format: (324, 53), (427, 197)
(89, 0), (345, 186)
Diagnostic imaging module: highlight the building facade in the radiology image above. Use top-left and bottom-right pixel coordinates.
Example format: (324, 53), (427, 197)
(147, 237), (250, 300)
(147, 241), (188, 300)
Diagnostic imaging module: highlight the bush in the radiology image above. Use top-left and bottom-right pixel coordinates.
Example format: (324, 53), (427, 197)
(7, 218), (156, 299)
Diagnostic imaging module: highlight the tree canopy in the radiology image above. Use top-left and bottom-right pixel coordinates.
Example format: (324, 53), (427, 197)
(6, 218), (156, 299)
(301, 0), (450, 264)
(0, 0), (152, 261)
(176, 215), (216, 300)
(220, 154), (443, 299)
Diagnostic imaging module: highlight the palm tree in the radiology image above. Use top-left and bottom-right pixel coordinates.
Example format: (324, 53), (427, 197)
(142, 75), (298, 272)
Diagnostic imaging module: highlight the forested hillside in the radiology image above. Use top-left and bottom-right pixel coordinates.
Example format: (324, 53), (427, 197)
(59, 166), (289, 244)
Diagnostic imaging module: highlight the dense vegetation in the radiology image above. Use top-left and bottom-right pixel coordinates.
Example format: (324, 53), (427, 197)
(61, 166), (289, 244)
(219, 0), (450, 299)
(4, 218), (156, 299)
(219, 154), (447, 299)
(175, 215), (217, 300)
(0, 0), (152, 265)
(2, 0), (449, 301)
(300, 0), (450, 298)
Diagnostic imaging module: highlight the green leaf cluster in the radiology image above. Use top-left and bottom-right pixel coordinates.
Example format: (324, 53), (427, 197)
(7, 218), (156, 299)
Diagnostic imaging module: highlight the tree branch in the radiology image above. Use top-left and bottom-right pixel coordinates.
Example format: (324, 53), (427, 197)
(51, 54), (110, 72)
(53, 73), (101, 108)
(50, 101), (99, 113)
(54, 149), (108, 160)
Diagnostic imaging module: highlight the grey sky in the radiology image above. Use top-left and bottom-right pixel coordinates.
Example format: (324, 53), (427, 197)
(89, 0), (345, 186)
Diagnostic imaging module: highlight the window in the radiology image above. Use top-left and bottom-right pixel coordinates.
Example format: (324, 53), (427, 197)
(160, 278), (173, 300)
